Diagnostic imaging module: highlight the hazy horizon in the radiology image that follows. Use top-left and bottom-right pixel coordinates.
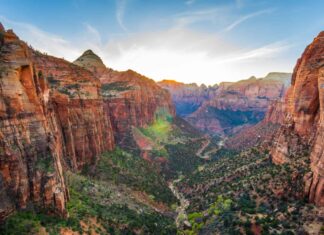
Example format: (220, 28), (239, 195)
(1, 0), (323, 84)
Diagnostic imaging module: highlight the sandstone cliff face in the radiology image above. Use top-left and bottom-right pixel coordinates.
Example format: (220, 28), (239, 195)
(0, 25), (117, 220)
(187, 73), (290, 135)
(271, 31), (324, 206)
(31, 51), (115, 170)
(0, 26), (68, 219)
(158, 80), (218, 117)
(74, 53), (175, 146)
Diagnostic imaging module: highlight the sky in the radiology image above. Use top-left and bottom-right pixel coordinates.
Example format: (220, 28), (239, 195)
(0, 0), (323, 85)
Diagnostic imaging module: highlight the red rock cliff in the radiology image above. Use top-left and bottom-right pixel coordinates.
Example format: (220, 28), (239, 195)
(0, 25), (68, 219)
(31, 51), (115, 170)
(74, 51), (175, 146)
(271, 31), (324, 206)
(0, 25), (115, 220)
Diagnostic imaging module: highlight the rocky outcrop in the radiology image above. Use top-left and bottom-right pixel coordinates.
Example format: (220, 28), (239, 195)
(73, 49), (107, 77)
(31, 51), (115, 170)
(0, 26), (69, 219)
(0, 25), (117, 220)
(271, 31), (324, 206)
(158, 80), (218, 117)
(74, 53), (175, 146)
(186, 73), (291, 135)
(0, 23), (177, 220)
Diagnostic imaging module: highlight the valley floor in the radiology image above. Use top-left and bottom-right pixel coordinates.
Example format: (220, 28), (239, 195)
(1, 122), (323, 235)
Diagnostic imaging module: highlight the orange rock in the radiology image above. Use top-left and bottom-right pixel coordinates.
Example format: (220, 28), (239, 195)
(271, 31), (324, 206)
(74, 51), (175, 146)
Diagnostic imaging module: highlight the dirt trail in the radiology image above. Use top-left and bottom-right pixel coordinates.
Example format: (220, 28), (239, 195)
(168, 178), (191, 228)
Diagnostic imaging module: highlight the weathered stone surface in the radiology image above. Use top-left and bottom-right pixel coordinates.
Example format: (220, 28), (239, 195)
(32, 51), (115, 170)
(75, 52), (175, 146)
(73, 49), (107, 77)
(271, 31), (324, 206)
(0, 27), (68, 219)
(0, 26), (118, 221)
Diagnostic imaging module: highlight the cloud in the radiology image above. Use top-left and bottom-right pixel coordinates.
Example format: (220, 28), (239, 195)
(116, 0), (128, 32)
(185, 0), (196, 5)
(0, 16), (294, 85)
(225, 9), (273, 31)
(173, 7), (227, 28)
(235, 0), (244, 8)
(101, 28), (293, 84)
(0, 16), (82, 60)
(213, 41), (292, 64)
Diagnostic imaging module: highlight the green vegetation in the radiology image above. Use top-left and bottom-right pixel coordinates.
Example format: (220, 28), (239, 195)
(94, 148), (177, 206)
(165, 141), (204, 179)
(1, 170), (176, 235)
(182, 195), (233, 235)
(139, 108), (173, 143)
(101, 81), (130, 91)
(140, 118), (172, 142)
(177, 147), (318, 234)
(35, 154), (55, 173)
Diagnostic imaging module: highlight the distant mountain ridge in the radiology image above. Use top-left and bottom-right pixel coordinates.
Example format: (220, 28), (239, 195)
(159, 72), (291, 136)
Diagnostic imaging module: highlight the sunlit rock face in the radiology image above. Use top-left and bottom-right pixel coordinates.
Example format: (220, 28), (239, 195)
(74, 52), (175, 146)
(32, 50), (115, 171)
(271, 31), (324, 206)
(0, 24), (120, 221)
(0, 24), (69, 219)
(160, 73), (291, 136)
(0, 22), (178, 220)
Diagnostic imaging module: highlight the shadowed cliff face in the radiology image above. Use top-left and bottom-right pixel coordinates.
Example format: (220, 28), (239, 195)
(271, 31), (324, 206)
(158, 80), (218, 117)
(159, 73), (291, 136)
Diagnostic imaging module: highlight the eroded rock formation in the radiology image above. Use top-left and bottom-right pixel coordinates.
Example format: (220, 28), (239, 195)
(160, 73), (290, 136)
(0, 25), (69, 219)
(271, 31), (324, 206)
(0, 24), (176, 220)
(74, 52), (175, 146)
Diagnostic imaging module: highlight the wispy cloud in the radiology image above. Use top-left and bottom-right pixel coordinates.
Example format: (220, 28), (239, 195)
(185, 0), (196, 5)
(116, 0), (128, 32)
(0, 15), (294, 85)
(235, 0), (244, 8)
(0, 16), (82, 60)
(225, 9), (273, 31)
(216, 41), (293, 63)
(84, 23), (102, 45)
(173, 7), (227, 28)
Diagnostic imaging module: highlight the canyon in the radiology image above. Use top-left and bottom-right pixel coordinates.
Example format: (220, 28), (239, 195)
(0, 24), (174, 221)
(159, 72), (291, 136)
(0, 21), (323, 234)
